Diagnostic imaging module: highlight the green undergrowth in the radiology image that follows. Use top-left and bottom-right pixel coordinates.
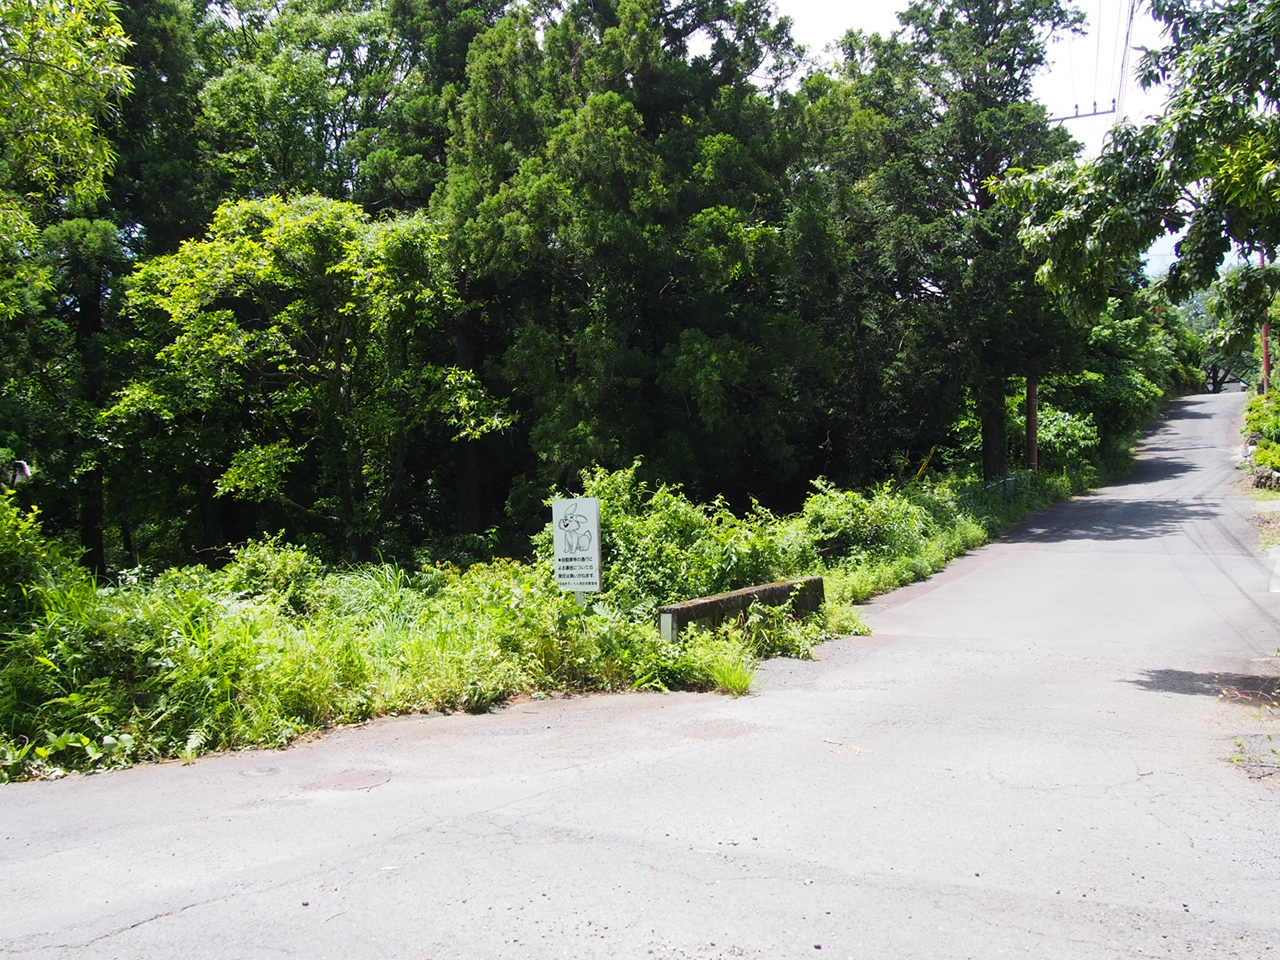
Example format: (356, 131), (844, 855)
(1245, 393), (1280, 473)
(1, 461), (1091, 780)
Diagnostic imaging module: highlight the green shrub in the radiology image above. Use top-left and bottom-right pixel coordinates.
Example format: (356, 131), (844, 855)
(824, 602), (871, 636)
(1255, 439), (1280, 472)
(216, 535), (325, 613)
(802, 478), (933, 559)
(0, 492), (86, 631)
(1245, 394), (1280, 441)
(1036, 407), (1102, 470)
(1243, 395), (1280, 473)
(679, 630), (756, 696)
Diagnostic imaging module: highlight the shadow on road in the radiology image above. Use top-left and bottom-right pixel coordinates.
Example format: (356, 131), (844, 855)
(1135, 399), (1215, 438)
(1005, 498), (1217, 544)
(1106, 456), (1195, 487)
(1125, 669), (1280, 706)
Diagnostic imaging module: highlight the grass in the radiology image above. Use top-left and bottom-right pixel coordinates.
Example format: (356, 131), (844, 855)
(708, 651), (755, 697)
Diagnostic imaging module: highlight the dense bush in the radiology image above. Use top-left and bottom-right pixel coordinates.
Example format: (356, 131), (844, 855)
(801, 479), (934, 560)
(1245, 394), (1280, 476)
(0, 493), (85, 631)
(1245, 394), (1280, 444)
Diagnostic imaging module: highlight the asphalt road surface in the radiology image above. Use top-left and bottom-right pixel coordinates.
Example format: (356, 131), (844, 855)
(3, 392), (1279, 960)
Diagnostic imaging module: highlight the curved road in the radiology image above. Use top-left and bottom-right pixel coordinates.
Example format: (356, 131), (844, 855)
(3, 392), (1279, 959)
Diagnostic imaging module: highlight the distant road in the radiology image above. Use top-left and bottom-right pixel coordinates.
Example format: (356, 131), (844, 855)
(3, 392), (1278, 959)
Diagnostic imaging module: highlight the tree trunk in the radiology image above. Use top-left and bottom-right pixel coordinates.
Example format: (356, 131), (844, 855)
(1263, 251), (1273, 393)
(1264, 320), (1272, 394)
(1025, 378), (1039, 472)
(120, 520), (137, 569)
(77, 275), (106, 574)
(979, 376), (1008, 482)
(79, 467), (106, 574)
(454, 322), (486, 534)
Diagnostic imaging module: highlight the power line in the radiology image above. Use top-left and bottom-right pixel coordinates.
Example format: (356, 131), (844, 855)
(1116, 0), (1140, 118)
(1093, 0), (1104, 109)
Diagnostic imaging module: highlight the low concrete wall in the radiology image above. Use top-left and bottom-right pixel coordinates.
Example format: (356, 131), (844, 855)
(656, 577), (825, 642)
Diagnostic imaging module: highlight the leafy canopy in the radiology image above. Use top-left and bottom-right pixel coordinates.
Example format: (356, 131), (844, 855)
(0, 0), (133, 315)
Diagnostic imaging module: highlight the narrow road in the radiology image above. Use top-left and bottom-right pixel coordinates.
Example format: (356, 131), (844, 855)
(3, 393), (1278, 959)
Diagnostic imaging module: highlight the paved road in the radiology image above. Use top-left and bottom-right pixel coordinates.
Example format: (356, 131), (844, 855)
(4, 392), (1279, 959)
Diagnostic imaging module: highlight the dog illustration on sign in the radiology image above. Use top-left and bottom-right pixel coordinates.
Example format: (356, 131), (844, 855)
(558, 500), (593, 554)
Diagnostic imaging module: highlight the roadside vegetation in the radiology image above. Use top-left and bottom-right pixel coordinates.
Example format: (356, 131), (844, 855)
(1245, 392), (1280, 482)
(1241, 393), (1280, 550)
(3, 460), (1102, 781)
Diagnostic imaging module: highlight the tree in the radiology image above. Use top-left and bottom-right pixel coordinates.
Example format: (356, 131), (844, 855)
(781, 40), (971, 482)
(0, 0), (132, 317)
(0, 1), (134, 568)
(351, 0), (510, 210)
(430, 0), (834, 507)
(113, 196), (513, 561)
(107, 0), (214, 256)
(1005, 1), (1280, 307)
(844, 0), (1083, 479)
(1204, 264), (1280, 390)
(193, 0), (410, 203)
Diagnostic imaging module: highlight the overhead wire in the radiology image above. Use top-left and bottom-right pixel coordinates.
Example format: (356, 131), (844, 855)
(1093, 0), (1104, 111)
(1047, 2), (1118, 123)
(1116, 0), (1140, 119)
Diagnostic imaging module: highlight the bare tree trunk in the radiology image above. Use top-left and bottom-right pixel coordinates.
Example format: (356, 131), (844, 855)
(1264, 251), (1273, 394)
(1264, 321), (1272, 394)
(79, 467), (106, 574)
(1025, 378), (1039, 472)
(77, 276), (106, 574)
(979, 376), (1008, 482)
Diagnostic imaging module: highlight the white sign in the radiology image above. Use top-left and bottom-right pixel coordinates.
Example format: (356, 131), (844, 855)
(552, 497), (601, 593)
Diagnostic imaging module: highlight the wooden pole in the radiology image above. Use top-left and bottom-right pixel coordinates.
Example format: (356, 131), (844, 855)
(1026, 378), (1039, 472)
(1264, 251), (1273, 394)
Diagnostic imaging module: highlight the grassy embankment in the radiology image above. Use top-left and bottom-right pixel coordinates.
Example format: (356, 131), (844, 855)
(1, 461), (1095, 781)
(1245, 391), (1280, 478)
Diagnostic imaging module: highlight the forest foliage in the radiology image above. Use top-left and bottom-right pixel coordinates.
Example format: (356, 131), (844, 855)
(1, 0), (1206, 570)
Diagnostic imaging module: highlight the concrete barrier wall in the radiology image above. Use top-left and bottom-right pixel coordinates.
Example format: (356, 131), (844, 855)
(655, 576), (825, 642)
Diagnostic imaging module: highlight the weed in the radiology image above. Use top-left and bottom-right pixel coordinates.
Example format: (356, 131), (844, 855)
(678, 629), (755, 696)
(824, 603), (871, 637)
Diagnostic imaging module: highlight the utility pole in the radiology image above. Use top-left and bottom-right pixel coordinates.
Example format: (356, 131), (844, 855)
(1264, 251), (1273, 394)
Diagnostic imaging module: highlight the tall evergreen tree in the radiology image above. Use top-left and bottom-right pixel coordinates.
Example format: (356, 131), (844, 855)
(872, 0), (1082, 479)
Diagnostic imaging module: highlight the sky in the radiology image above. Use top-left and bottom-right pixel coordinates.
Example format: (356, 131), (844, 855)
(773, 1), (1180, 272)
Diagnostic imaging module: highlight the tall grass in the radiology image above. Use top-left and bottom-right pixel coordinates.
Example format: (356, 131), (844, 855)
(1, 461), (1091, 781)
